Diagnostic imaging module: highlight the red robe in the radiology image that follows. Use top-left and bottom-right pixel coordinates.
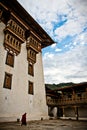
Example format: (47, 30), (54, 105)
(21, 113), (27, 125)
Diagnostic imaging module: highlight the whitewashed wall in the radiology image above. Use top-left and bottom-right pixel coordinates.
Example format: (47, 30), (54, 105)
(0, 22), (48, 122)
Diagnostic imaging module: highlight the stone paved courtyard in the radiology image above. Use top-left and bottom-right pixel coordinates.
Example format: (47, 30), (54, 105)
(0, 119), (87, 130)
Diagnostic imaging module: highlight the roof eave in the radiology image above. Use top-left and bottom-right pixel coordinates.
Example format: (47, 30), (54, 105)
(1, 0), (55, 48)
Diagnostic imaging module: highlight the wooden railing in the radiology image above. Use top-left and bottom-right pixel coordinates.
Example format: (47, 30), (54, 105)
(47, 92), (87, 106)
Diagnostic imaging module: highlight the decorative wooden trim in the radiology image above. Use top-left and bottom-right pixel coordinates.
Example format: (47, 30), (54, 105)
(26, 35), (41, 53)
(3, 17), (26, 55)
(0, 4), (26, 56)
(11, 12), (29, 30)
(6, 19), (25, 41)
(4, 30), (21, 55)
(26, 34), (41, 64)
(30, 30), (42, 42)
(27, 48), (36, 64)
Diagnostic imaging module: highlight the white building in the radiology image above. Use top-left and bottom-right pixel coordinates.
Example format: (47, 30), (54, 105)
(0, 0), (54, 122)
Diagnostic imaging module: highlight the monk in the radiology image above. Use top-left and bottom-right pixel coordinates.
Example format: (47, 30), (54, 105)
(21, 113), (27, 125)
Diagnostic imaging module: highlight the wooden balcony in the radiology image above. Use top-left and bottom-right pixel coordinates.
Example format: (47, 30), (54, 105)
(47, 92), (87, 106)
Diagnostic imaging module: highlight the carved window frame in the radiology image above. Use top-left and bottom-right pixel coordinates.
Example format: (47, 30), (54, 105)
(28, 62), (34, 76)
(3, 72), (12, 90)
(6, 52), (14, 67)
(28, 81), (34, 95)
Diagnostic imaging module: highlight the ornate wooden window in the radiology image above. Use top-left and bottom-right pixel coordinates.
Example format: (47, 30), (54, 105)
(28, 81), (34, 95)
(3, 72), (12, 89)
(28, 62), (34, 76)
(26, 35), (41, 64)
(6, 52), (14, 67)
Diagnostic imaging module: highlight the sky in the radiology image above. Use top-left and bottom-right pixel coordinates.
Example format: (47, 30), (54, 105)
(18, 0), (87, 84)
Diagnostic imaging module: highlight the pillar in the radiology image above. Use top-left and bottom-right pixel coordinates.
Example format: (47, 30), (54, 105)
(62, 107), (65, 117)
(75, 106), (79, 120)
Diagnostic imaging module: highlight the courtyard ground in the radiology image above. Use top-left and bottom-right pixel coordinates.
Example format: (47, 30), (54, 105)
(0, 119), (87, 130)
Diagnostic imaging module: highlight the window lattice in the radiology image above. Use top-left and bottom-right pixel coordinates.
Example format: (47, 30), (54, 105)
(28, 81), (34, 95)
(3, 72), (12, 89)
(28, 62), (34, 76)
(6, 52), (14, 67)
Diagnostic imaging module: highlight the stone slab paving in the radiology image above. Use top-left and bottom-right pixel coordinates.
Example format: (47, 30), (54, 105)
(0, 119), (87, 130)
